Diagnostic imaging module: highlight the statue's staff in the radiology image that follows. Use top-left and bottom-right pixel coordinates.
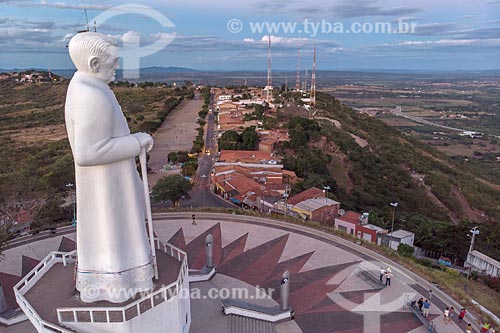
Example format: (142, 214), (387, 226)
(139, 148), (159, 280)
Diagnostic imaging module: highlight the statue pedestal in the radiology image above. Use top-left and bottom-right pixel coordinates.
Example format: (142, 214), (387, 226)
(14, 242), (190, 333)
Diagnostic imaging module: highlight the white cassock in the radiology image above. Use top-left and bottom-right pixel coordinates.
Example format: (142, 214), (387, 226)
(65, 71), (154, 303)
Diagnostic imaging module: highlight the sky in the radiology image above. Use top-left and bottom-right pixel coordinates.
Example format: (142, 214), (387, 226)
(0, 0), (499, 71)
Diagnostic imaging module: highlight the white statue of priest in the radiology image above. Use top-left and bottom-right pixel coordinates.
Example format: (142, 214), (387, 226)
(65, 32), (154, 303)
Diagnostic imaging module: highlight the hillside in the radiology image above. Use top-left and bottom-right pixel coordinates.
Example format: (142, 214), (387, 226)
(0, 75), (193, 227)
(279, 92), (500, 261)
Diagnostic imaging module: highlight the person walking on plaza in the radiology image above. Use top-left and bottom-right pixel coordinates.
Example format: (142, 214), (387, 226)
(385, 271), (393, 286)
(422, 299), (431, 317)
(417, 298), (424, 312)
(379, 267), (385, 282)
(458, 308), (466, 322)
(428, 289), (433, 302)
(465, 323), (473, 333)
(480, 322), (490, 333)
(449, 306), (455, 322)
(192, 213), (197, 226)
(443, 307), (450, 324)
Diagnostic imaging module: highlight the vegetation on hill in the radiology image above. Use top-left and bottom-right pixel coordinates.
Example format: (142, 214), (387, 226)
(277, 92), (500, 261)
(0, 75), (193, 230)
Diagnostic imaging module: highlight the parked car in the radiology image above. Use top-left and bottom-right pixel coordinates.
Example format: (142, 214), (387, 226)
(438, 257), (452, 267)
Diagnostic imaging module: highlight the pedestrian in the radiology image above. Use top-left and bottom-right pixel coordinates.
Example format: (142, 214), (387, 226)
(428, 289), (433, 301)
(192, 213), (197, 226)
(379, 267), (386, 282)
(459, 308), (466, 322)
(449, 306), (455, 322)
(480, 323), (490, 333)
(417, 298), (424, 312)
(465, 323), (472, 333)
(490, 327), (496, 333)
(443, 307), (450, 324)
(385, 271), (393, 286)
(423, 299), (431, 317)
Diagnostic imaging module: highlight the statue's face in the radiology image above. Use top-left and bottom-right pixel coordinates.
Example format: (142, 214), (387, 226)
(96, 46), (119, 83)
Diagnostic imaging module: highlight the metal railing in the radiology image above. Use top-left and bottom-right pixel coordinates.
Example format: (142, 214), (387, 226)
(14, 241), (188, 330)
(56, 240), (189, 325)
(14, 251), (77, 333)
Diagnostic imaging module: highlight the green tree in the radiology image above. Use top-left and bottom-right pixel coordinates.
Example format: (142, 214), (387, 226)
(31, 196), (71, 230)
(152, 175), (192, 207)
(167, 152), (178, 163)
(241, 126), (259, 150)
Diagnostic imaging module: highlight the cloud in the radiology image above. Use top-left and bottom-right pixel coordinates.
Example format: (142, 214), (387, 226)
(397, 38), (500, 47)
(411, 23), (462, 36)
(329, 0), (421, 18)
(38, 0), (110, 10)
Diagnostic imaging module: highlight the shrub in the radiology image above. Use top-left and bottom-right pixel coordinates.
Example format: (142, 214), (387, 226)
(397, 243), (415, 257)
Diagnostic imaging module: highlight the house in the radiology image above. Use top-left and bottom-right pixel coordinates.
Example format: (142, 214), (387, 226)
(356, 223), (388, 243)
(334, 211), (361, 235)
(292, 197), (340, 225)
(334, 211), (388, 242)
(378, 229), (415, 250)
(465, 250), (500, 277)
(287, 187), (324, 206)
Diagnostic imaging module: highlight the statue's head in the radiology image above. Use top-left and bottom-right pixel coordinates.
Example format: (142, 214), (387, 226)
(69, 32), (119, 83)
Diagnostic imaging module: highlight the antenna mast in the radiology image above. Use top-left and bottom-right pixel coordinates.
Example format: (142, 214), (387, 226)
(265, 35), (273, 102)
(310, 45), (317, 109)
(295, 50), (301, 91)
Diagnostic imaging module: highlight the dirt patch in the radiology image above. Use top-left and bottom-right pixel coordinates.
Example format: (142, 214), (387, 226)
(315, 116), (342, 129)
(6, 124), (67, 147)
(451, 186), (488, 223)
(349, 133), (369, 148)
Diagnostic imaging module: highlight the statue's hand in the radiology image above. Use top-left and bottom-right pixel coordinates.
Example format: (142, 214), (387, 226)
(133, 132), (154, 153)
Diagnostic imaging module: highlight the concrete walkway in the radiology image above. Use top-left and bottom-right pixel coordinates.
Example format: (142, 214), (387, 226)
(1, 212), (480, 333)
(147, 93), (203, 187)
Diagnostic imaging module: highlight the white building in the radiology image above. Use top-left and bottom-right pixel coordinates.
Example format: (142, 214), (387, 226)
(466, 250), (500, 277)
(378, 229), (415, 250)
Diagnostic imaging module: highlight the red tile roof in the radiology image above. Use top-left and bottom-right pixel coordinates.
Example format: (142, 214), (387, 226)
(337, 211), (361, 225)
(219, 150), (272, 163)
(287, 187), (324, 205)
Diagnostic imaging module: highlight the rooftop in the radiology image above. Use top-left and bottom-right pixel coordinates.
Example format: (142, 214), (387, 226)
(390, 229), (415, 239)
(336, 211), (362, 225)
(287, 187), (324, 206)
(219, 150), (272, 163)
(293, 197), (340, 212)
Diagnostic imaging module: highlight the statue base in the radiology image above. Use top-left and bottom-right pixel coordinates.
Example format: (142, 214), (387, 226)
(14, 242), (190, 333)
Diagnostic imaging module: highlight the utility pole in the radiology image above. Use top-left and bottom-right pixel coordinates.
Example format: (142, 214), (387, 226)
(323, 185), (331, 204)
(466, 226), (480, 283)
(468, 226), (480, 254)
(66, 183), (76, 226)
(390, 202), (398, 234)
(284, 184), (290, 217)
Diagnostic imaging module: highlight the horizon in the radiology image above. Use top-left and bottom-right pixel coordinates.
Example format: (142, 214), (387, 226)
(3, 66), (500, 74)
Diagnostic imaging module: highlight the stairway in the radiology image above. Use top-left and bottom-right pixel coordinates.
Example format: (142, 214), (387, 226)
(226, 315), (276, 333)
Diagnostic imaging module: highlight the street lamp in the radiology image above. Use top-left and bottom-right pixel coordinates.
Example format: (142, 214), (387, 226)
(66, 183), (76, 227)
(389, 202), (398, 234)
(323, 185), (331, 204)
